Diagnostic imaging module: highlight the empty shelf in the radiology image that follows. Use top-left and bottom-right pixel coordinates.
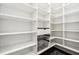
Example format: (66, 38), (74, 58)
(56, 43), (79, 53)
(0, 42), (36, 55)
(0, 31), (36, 35)
(0, 13), (36, 22)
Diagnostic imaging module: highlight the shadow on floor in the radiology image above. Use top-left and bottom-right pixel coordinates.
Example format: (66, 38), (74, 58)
(40, 46), (71, 55)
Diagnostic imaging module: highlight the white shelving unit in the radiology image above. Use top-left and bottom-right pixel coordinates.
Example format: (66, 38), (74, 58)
(50, 3), (79, 53)
(0, 3), (37, 55)
(63, 3), (79, 51)
(37, 3), (51, 54)
(37, 3), (50, 35)
(50, 3), (64, 46)
(1, 42), (36, 55)
(1, 3), (79, 55)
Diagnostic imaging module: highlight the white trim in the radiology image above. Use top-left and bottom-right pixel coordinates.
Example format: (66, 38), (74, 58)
(37, 33), (50, 36)
(50, 37), (79, 43)
(63, 3), (65, 46)
(48, 3), (51, 47)
(51, 30), (63, 31)
(63, 38), (79, 43)
(64, 21), (79, 23)
(51, 21), (79, 24)
(51, 30), (79, 32)
(49, 37), (63, 40)
(63, 30), (79, 32)
(0, 31), (36, 35)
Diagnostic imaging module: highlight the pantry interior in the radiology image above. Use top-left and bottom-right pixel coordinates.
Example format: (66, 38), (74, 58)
(0, 3), (79, 55)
